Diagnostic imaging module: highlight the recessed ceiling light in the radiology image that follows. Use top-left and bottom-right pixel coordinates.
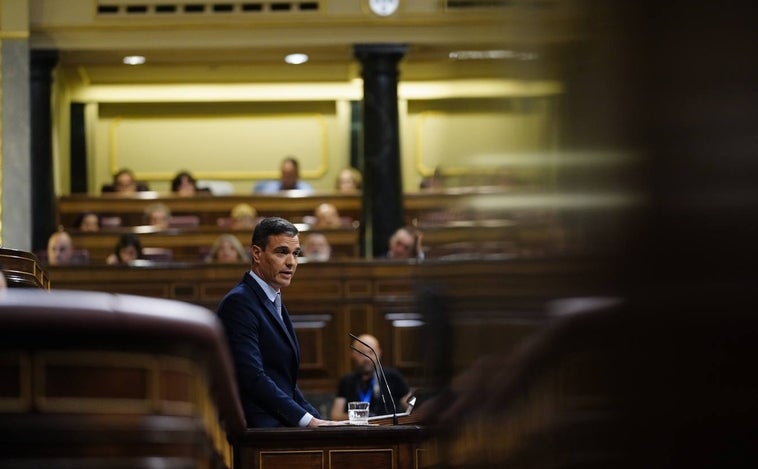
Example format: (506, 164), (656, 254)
(284, 53), (309, 65)
(123, 55), (146, 65)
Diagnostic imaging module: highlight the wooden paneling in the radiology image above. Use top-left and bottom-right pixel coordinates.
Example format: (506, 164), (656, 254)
(44, 258), (608, 395)
(0, 289), (245, 468)
(239, 426), (425, 469)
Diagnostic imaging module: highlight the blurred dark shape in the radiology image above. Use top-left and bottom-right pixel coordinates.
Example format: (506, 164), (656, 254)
(414, 0), (758, 466)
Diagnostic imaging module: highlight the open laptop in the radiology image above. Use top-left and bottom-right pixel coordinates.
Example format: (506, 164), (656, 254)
(367, 396), (418, 425)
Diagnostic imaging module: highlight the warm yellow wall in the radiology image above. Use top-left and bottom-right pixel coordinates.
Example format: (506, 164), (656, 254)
(54, 78), (563, 195)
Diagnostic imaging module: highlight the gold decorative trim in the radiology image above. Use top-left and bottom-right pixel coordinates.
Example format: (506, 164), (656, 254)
(0, 31), (29, 40)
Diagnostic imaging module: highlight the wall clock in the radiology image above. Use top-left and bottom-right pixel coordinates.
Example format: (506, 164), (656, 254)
(367, 0), (400, 17)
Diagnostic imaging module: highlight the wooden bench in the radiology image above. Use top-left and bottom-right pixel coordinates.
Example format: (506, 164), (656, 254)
(66, 225), (361, 264)
(0, 288), (245, 468)
(56, 188), (539, 230)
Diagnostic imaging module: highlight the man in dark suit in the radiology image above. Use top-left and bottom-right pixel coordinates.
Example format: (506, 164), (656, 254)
(217, 217), (334, 427)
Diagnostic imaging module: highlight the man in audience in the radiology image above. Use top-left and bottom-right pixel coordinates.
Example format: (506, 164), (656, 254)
(302, 232), (332, 262)
(46, 230), (74, 266)
(104, 168), (149, 194)
(253, 156), (314, 194)
(313, 203), (343, 229)
(216, 217), (337, 427)
(387, 226), (425, 261)
(330, 333), (411, 420)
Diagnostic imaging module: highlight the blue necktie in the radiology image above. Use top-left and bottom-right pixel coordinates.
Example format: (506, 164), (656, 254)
(274, 293), (283, 322)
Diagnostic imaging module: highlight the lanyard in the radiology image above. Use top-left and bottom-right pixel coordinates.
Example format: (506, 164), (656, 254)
(358, 377), (375, 403)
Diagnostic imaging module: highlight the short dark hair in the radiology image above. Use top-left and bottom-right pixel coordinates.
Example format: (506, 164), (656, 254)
(252, 217), (298, 249)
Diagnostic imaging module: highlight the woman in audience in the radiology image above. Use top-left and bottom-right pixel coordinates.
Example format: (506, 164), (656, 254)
(171, 170), (199, 196)
(73, 211), (101, 232)
(205, 234), (250, 264)
(106, 233), (143, 265)
(335, 167), (362, 194)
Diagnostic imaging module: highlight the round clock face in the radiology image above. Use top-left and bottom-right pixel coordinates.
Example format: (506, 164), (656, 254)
(368, 0), (400, 17)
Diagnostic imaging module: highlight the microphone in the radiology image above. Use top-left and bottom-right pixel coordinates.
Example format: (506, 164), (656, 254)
(349, 344), (389, 418)
(349, 332), (398, 425)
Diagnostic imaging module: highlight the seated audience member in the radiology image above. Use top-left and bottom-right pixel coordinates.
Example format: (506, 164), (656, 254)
(143, 203), (172, 230)
(106, 233), (143, 265)
(102, 168), (149, 194)
(387, 226), (425, 261)
(73, 211), (101, 232)
(253, 156), (314, 194)
(330, 334), (411, 420)
(301, 232), (331, 262)
(171, 170), (200, 196)
(46, 230), (75, 266)
(229, 203), (258, 230)
(419, 167), (444, 191)
(312, 203), (343, 229)
(335, 167), (362, 194)
(205, 234), (250, 264)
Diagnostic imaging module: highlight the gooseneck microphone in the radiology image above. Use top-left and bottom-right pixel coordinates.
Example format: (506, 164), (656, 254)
(349, 344), (389, 417)
(349, 332), (398, 425)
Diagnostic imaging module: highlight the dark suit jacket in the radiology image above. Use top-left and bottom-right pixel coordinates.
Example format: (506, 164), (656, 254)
(217, 272), (320, 427)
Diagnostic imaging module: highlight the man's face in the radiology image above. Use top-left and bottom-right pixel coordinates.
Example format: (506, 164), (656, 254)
(115, 173), (137, 193)
(350, 337), (380, 377)
(389, 230), (415, 259)
(47, 235), (73, 266)
(280, 162), (298, 190)
(252, 234), (301, 290)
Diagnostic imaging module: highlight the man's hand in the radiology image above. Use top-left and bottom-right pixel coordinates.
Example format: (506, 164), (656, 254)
(308, 417), (342, 427)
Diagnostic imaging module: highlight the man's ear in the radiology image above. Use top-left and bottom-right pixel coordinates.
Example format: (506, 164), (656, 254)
(251, 245), (262, 262)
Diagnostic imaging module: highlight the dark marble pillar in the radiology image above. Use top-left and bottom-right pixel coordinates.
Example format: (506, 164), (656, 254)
(354, 44), (407, 258)
(30, 50), (58, 252)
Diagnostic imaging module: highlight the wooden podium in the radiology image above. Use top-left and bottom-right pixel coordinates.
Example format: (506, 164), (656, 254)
(236, 424), (427, 469)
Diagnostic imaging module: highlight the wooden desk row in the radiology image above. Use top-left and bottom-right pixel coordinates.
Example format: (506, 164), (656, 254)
(68, 226), (361, 263)
(65, 221), (525, 264)
(45, 257), (608, 395)
(56, 187), (534, 229)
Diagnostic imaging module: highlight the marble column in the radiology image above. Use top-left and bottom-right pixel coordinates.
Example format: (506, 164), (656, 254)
(0, 36), (31, 251)
(354, 44), (407, 258)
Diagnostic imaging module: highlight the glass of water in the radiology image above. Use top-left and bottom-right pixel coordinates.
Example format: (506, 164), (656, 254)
(348, 401), (370, 425)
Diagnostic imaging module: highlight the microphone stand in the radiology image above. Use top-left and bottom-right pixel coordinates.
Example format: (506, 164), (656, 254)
(349, 332), (398, 425)
(350, 345), (389, 418)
